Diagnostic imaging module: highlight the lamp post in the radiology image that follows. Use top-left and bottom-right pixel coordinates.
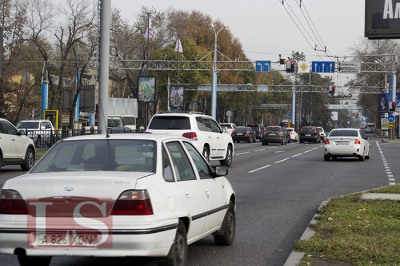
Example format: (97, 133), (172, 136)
(211, 24), (228, 119)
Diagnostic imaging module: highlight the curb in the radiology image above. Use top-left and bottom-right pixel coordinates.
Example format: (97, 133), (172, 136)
(283, 198), (331, 266)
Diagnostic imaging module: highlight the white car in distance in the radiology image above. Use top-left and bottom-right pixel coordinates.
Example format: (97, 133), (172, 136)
(324, 128), (371, 161)
(0, 134), (236, 266)
(146, 112), (234, 167)
(286, 128), (298, 142)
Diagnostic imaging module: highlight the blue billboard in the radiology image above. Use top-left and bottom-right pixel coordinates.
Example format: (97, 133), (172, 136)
(378, 93), (400, 113)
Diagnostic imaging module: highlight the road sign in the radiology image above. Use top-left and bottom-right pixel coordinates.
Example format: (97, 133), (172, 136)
(397, 100), (400, 106)
(311, 61), (335, 73)
(297, 61), (310, 73)
(288, 119), (291, 128)
(388, 115), (395, 122)
(338, 62), (361, 73)
(389, 122), (394, 129)
(287, 114), (292, 119)
(255, 61), (271, 72)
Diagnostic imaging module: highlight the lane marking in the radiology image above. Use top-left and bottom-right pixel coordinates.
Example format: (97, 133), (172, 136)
(253, 149), (266, 152)
(377, 142), (395, 186)
(276, 151), (284, 153)
(234, 152), (250, 156)
(275, 158), (290, 164)
(292, 153), (302, 157)
(248, 164), (271, 173)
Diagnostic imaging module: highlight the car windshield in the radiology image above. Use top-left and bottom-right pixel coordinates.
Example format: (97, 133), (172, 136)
(317, 128), (324, 132)
(148, 116), (190, 130)
(234, 127), (250, 132)
(329, 130), (358, 137)
(287, 129), (293, 132)
(17, 121), (39, 129)
(30, 139), (157, 173)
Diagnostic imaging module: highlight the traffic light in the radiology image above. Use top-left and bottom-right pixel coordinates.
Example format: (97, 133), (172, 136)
(286, 60), (295, 72)
(329, 85), (335, 94)
(389, 101), (396, 112)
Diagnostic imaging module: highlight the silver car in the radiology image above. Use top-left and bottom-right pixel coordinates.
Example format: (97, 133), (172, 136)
(324, 128), (370, 161)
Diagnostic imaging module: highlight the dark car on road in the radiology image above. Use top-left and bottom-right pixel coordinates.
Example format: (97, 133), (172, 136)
(246, 124), (263, 142)
(231, 127), (256, 143)
(261, 126), (287, 145)
(299, 126), (320, 143)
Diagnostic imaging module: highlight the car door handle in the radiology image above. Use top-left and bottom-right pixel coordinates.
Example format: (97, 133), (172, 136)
(11, 139), (15, 141)
(205, 190), (210, 198)
(184, 191), (190, 198)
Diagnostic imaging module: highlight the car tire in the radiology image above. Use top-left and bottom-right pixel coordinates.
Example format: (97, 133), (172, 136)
(21, 148), (35, 171)
(324, 155), (330, 161)
(158, 220), (188, 266)
(17, 255), (52, 266)
(213, 201), (235, 246)
(253, 137), (256, 143)
(220, 145), (233, 167)
(202, 146), (210, 162)
(366, 150), (370, 159)
(248, 137), (252, 143)
(262, 141), (266, 145)
(332, 156), (337, 160)
(359, 150), (365, 161)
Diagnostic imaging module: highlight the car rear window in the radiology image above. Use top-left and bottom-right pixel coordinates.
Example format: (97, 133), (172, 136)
(317, 128), (324, 132)
(234, 127), (250, 132)
(302, 127), (316, 133)
(266, 127), (281, 131)
(148, 116), (190, 130)
(17, 121), (39, 129)
(329, 130), (358, 137)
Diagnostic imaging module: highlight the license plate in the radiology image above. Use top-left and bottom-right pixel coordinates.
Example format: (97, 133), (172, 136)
(305, 134), (311, 136)
(269, 133), (276, 135)
(237, 133), (243, 135)
(37, 233), (97, 246)
(335, 142), (349, 146)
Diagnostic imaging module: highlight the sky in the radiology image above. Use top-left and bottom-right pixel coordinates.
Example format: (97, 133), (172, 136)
(112, 0), (366, 63)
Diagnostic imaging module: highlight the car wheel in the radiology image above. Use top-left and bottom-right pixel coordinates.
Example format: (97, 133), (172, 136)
(17, 255), (52, 266)
(248, 137), (252, 143)
(220, 145), (233, 167)
(359, 150), (365, 161)
(213, 201), (235, 246)
(21, 148), (35, 171)
(253, 137), (256, 143)
(202, 146), (210, 162)
(332, 156), (337, 160)
(158, 220), (188, 266)
(262, 141), (266, 145)
(324, 155), (330, 161)
(366, 150), (370, 159)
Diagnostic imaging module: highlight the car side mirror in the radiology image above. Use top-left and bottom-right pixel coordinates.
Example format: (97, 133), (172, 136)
(222, 127), (227, 133)
(18, 129), (26, 135)
(212, 165), (228, 177)
(41, 126), (46, 130)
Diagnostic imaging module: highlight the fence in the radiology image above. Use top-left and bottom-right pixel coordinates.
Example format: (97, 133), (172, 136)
(22, 128), (145, 150)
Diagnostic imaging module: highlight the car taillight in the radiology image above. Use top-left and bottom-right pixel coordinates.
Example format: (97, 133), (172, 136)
(355, 139), (361, 144)
(301, 128), (303, 132)
(182, 132), (198, 140)
(231, 132), (234, 136)
(314, 128), (317, 133)
(279, 131), (283, 135)
(111, 190), (153, 215)
(143, 131), (152, 134)
(324, 140), (329, 144)
(246, 132), (249, 135)
(290, 132), (294, 134)
(0, 190), (27, 215)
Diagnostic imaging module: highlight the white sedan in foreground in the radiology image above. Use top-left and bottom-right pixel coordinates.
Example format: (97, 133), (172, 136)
(0, 134), (236, 266)
(324, 128), (371, 161)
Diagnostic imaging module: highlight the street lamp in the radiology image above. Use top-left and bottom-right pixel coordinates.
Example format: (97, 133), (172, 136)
(211, 24), (228, 119)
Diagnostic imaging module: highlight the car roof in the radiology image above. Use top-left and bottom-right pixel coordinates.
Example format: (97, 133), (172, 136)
(153, 111), (210, 118)
(19, 119), (51, 122)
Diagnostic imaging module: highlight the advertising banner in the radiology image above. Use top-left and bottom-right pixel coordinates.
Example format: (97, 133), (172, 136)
(169, 86), (184, 107)
(138, 76), (156, 102)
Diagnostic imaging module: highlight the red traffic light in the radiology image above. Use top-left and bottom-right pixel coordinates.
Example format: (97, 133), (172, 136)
(291, 61), (295, 66)
(392, 102), (396, 107)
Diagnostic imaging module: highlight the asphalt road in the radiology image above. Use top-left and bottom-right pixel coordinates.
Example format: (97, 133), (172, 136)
(0, 134), (397, 266)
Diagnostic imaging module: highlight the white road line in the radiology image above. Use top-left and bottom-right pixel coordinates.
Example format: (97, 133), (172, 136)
(377, 142), (395, 186)
(234, 152), (250, 156)
(292, 153), (302, 157)
(253, 149), (266, 152)
(389, 178), (395, 181)
(390, 182), (396, 186)
(276, 151), (284, 153)
(248, 164), (271, 173)
(275, 158), (290, 164)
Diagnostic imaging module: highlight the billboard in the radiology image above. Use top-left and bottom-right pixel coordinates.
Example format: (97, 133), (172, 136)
(378, 92), (400, 112)
(365, 0), (400, 39)
(138, 76), (156, 102)
(169, 86), (184, 107)
(331, 111), (338, 121)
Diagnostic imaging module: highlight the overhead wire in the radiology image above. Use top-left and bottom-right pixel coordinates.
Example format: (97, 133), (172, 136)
(300, 1), (335, 58)
(278, 0), (326, 61)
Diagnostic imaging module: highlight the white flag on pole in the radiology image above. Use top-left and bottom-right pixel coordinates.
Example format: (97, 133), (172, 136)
(174, 37), (183, 53)
(144, 17), (154, 38)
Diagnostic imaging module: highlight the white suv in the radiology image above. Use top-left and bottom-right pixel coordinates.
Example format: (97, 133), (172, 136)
(146, 112), (234, 167)
(16, 119), (55, 147)
(0, 118), (35, 171)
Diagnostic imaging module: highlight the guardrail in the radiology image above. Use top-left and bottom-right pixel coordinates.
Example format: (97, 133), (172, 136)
(21, 128), (145, 150)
